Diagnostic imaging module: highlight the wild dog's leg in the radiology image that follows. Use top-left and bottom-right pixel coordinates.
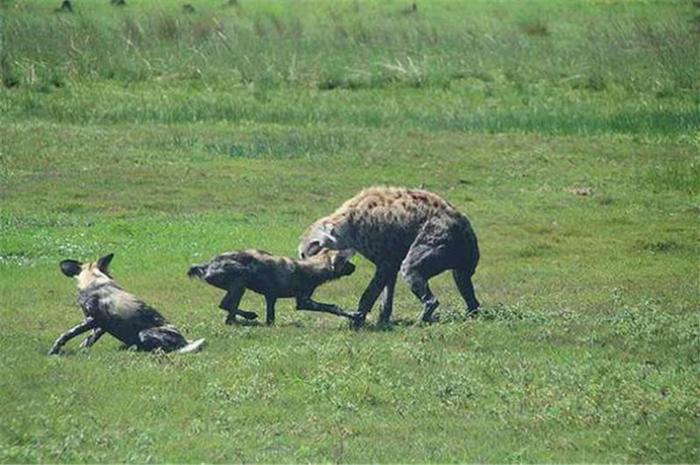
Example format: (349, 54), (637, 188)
(48, 318), (98, 355)
(354, 266), (394, 327)
(138, 325), (187, 352)
(219, 284), (257, 324)
(452, 268), (480, 314)
(80, 327), (106, 348)
(296, 295), (357, 319)
(265, 295), (277, 326)
(378, 268), (399, 325)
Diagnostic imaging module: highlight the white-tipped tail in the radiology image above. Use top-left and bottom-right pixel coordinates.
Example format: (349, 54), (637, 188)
(177, 338), (206, 354)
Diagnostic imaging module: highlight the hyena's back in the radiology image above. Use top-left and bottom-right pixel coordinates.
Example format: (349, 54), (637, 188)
(331, 187), (477, 267)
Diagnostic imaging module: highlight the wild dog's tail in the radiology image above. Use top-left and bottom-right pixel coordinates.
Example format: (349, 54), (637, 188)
(177, 338), (207, 354)
(187, 264), (207, 279)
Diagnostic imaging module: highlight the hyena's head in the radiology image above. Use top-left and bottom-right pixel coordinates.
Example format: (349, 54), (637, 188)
(314, 248), (356, 277)
(298, 218), (351, 259)
(60, 253), (115, 290)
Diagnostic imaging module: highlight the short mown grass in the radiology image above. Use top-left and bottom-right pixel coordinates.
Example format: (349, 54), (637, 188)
(0, 0), (698, 463)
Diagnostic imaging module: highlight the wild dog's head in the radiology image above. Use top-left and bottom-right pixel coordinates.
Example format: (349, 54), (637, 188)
(60, 253), (115, 290)
(298, 217), (351, 259)
(314, 248), (356, 277)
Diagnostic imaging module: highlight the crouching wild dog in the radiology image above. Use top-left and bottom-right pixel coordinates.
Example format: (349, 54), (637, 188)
(188, 248), (356, 325)
(50, 253), (205, 355)
(299, 186), (480, 327)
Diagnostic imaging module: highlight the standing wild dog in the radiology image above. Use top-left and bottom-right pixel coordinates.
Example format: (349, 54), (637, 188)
(187, 248), (356, 325)
(50, 253), (205, 355)
(299, 186), (480, 326)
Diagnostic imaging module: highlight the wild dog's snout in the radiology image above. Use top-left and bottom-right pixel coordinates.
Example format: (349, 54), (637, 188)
(187, 265), (206, 279)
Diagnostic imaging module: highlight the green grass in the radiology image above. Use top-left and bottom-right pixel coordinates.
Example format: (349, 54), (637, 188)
(1, 0), (699, 463)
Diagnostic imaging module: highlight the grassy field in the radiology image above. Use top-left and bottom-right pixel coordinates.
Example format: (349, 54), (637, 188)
(1, 0), (698, 462)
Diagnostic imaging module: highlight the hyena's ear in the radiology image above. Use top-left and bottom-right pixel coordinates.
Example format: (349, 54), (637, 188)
(96, 253), (114, 273)
(60, 260), (82, 277)
(318, 223), (338, 245)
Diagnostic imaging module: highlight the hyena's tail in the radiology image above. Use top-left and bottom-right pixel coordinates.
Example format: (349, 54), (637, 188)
(177, 338), (207, 354)
(187, 264), (207, 279)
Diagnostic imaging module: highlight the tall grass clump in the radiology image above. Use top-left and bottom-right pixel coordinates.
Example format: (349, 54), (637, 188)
(1, 1), (697, 93)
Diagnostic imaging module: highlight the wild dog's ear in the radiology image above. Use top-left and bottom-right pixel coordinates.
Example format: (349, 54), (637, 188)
(60, 260), (82, 277)
(96, 253), (114, 273)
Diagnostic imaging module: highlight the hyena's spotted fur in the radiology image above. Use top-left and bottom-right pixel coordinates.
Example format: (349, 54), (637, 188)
(188, 248), (356, 325)
(299, 186), (479, 326)
(50, 253), (205, 355)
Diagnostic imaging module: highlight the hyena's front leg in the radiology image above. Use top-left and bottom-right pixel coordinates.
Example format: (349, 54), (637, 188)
(48, 318), (98, 355)
(354, 266), (395, 327)
(378, 268), (399, 325)
(219, 284), (257, 324)
(80, 327), (106, 348)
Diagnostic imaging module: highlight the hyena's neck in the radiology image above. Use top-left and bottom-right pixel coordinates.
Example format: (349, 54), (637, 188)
(325, 212), (354, 247)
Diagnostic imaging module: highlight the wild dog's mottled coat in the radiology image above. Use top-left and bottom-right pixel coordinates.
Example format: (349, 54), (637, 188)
(188, 248), (356, 325)
(299, 186), (479, 325)
(49, 253), (204, 355)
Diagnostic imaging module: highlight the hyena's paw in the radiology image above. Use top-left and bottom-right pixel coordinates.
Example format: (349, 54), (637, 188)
(349, 312), (367, 330)
(238, 310), (258, 320)
(419, 313), (440, 324)
(225, 310), (258, 325)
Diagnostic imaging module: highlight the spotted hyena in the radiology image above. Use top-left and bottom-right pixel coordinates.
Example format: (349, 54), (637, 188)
(188, 248), (356, 325)
(299, 186), (480, 326)
(50, 253), (205, 355)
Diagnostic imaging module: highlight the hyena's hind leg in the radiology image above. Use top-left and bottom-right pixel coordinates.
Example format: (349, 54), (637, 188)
(400, 240), (455, 323)
(138, 325), (188, 352)
(452, 268), (480, 314)
(401, 265), (440, 323)
(264, 295), (276, 326)
(402, 219), (477, 323)
(219, 284), (257, 324)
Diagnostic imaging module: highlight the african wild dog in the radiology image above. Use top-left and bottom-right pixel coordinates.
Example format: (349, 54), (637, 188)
(299, 186), (480, 327)
(50, 253), (205, 355)
(187, 248), (356, 325)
